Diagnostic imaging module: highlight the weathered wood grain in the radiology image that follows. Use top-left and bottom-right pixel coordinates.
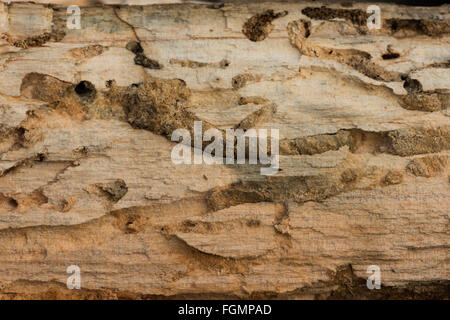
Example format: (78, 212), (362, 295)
(0, 1), (448, 299)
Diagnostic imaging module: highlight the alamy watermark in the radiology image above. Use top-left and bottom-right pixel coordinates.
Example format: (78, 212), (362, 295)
(66, 265), (81, 290)
(367, 5), (382, 30)
(67, 5), (81, 30)
(366, 265), (381, 290)
(170, 121), (279, 175)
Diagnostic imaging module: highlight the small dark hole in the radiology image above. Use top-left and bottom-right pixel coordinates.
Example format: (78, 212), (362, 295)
(391, 20), (398, 32)
(106, 80), (115, 88)
(403, 78), (423, 93)
(125, 41), (143, 54)
(16, 127), (26, 137)
(37, 153), (46, 162)
(8, 198), (18, 208)
(303, 22), (311, 38)
(382, 53), (400, 60)
(74, 81), (96, 96)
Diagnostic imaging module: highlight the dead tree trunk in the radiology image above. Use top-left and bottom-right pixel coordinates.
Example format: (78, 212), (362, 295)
(0, 1), (449, 299)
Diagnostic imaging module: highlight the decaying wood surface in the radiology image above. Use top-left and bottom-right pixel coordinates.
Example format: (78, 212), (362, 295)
(0, 1), (449, 299)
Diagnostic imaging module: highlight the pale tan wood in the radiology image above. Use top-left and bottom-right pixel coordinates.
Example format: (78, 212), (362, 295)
(0, 1), (448, 299)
